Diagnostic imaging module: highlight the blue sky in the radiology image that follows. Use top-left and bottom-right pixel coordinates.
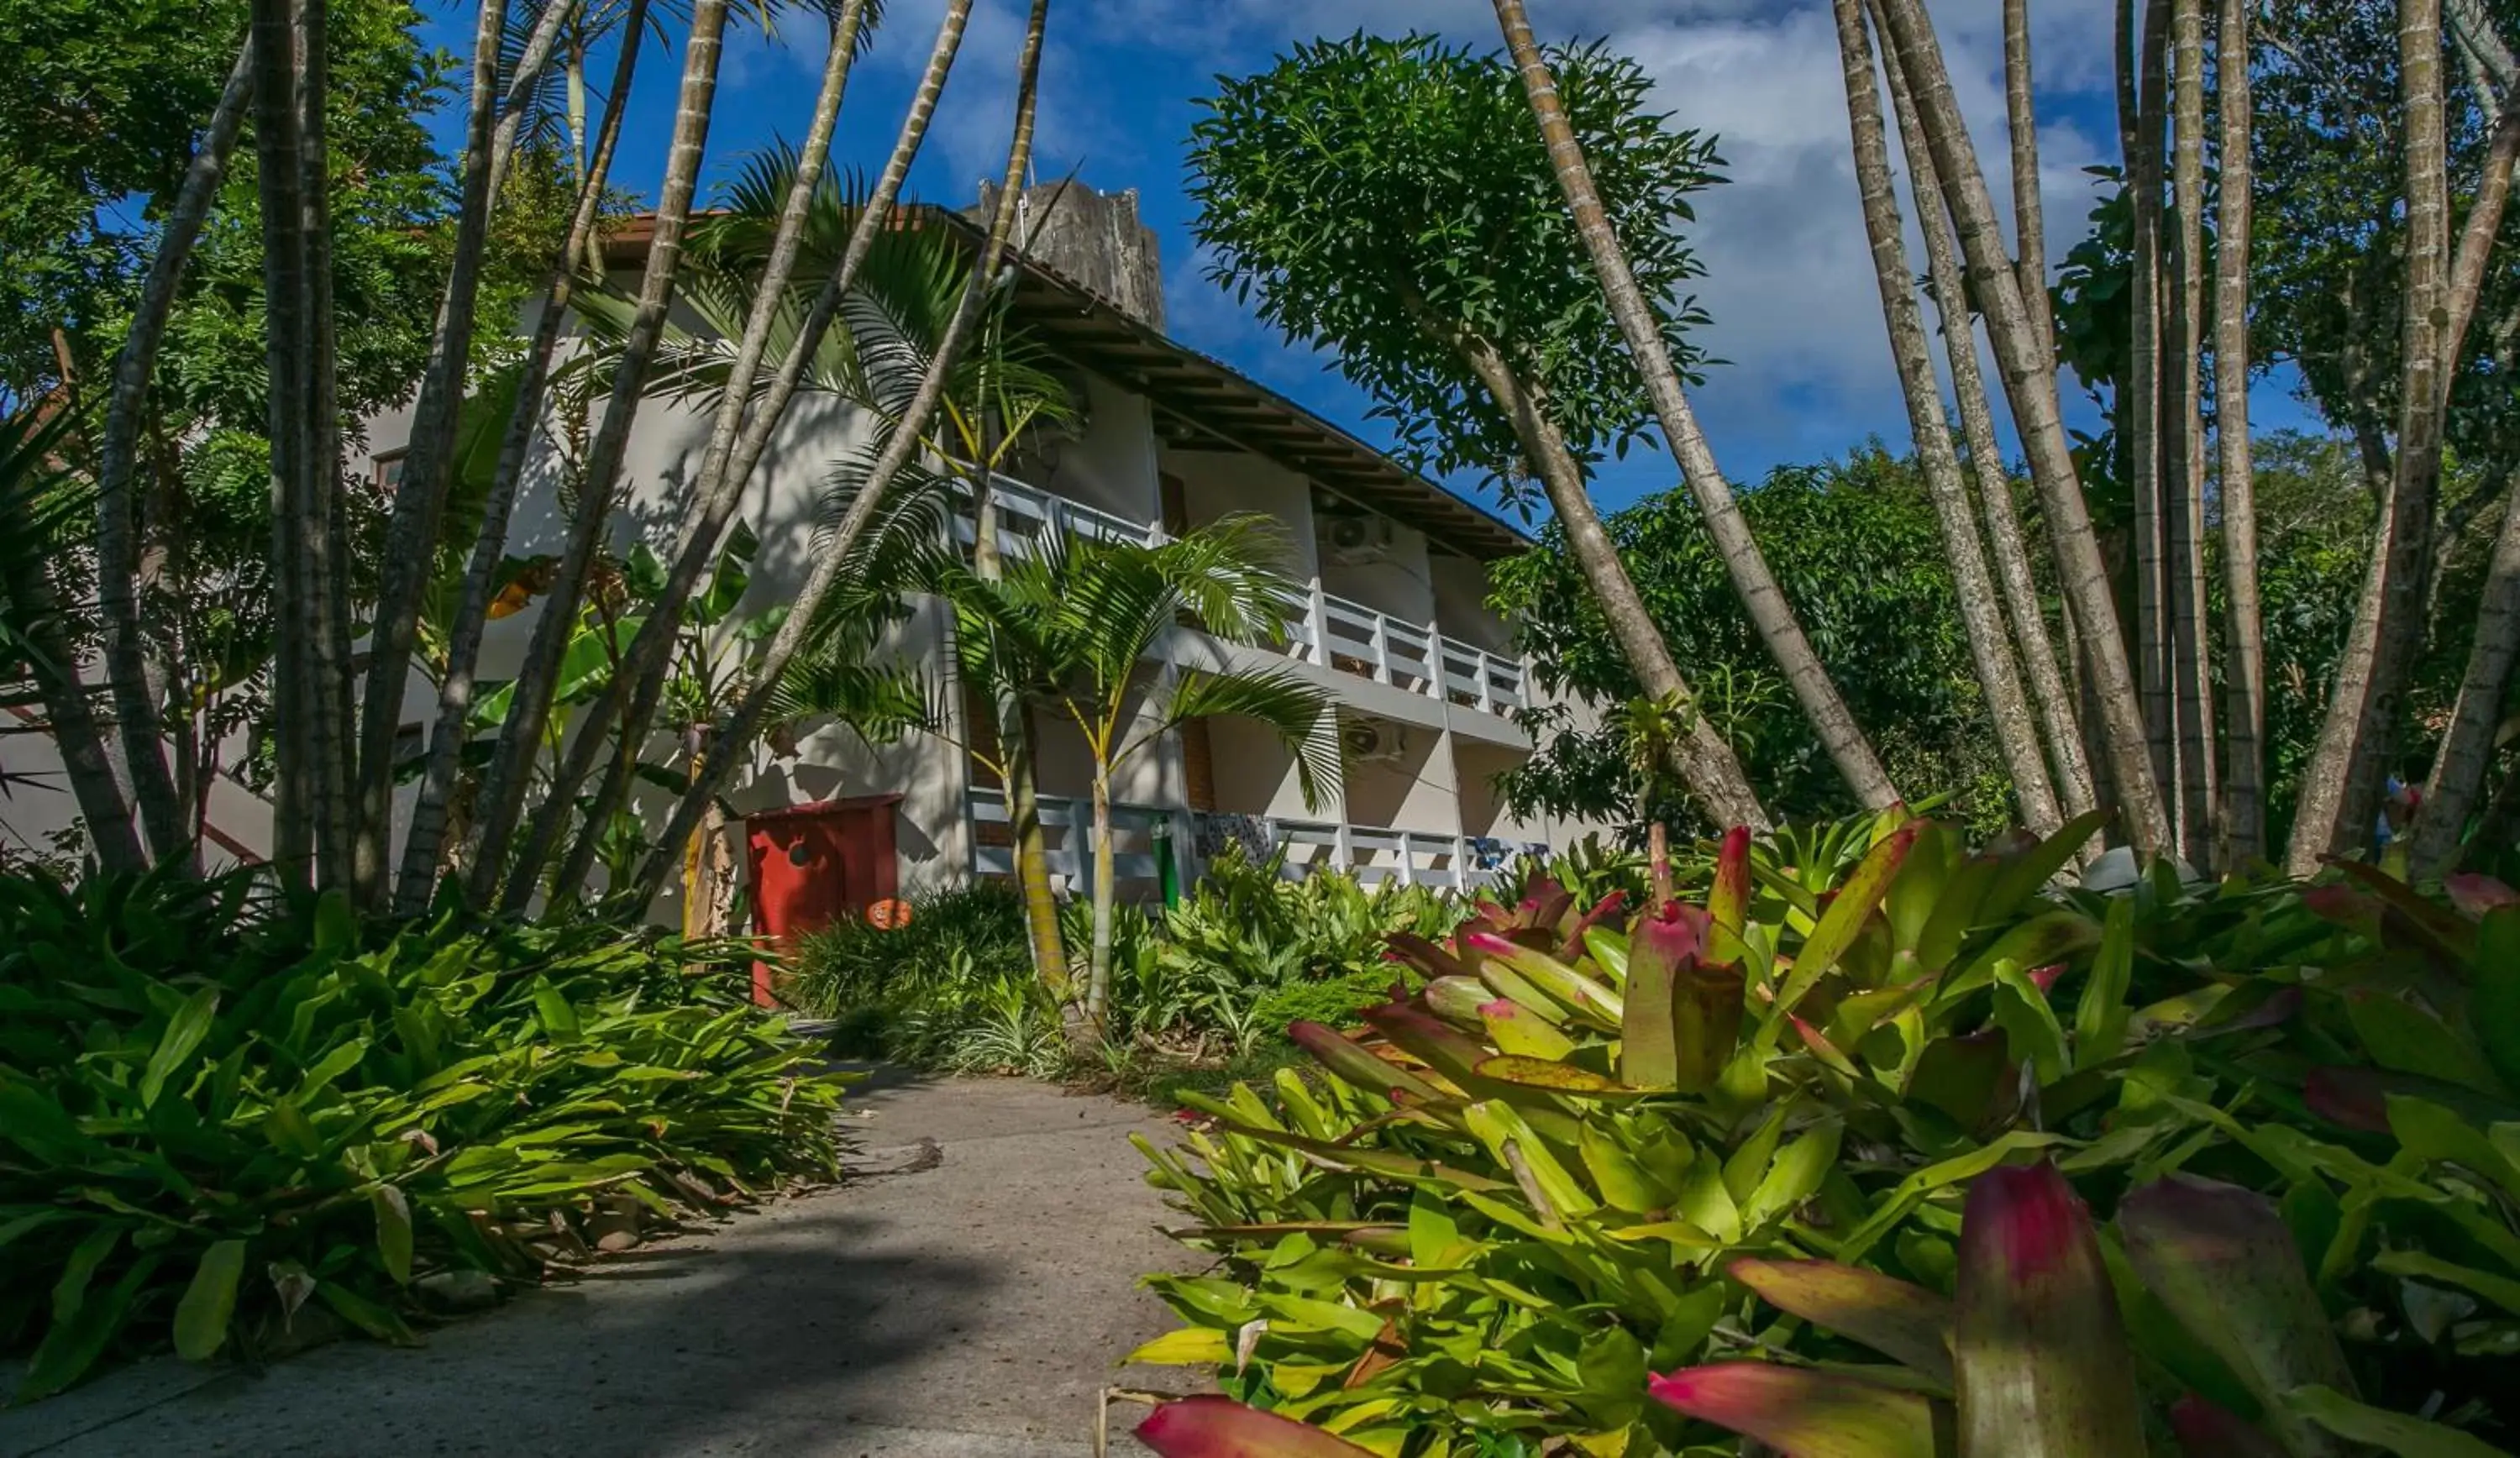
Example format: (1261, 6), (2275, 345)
(429, 0), (2328, 515)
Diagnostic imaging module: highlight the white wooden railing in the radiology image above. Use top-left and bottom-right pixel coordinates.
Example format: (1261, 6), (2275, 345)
(948, 472), (1164, 558)
(966, 789), (1544, 895)
(1280, 585), (1527, 716)
(953, 474), (1528, 716)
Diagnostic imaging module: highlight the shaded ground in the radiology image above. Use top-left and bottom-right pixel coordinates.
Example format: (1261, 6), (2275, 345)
(0, 1071), (1205, 1456)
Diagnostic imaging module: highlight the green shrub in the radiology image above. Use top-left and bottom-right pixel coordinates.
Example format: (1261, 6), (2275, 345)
(1247, 966), (1408, 1036)
(1142, 847), (1456, 1052)
(1130, 813), (2520, 1455)
(787, 880), (1032, 1019)
(0, 865), (850, 1402)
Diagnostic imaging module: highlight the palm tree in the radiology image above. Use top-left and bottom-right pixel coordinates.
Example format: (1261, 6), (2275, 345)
(2215, 0), (2267, 862)
(0, 409), (148, 872)
(464, 0), (736, 908)
(935, 517), (1338, 1025)
(1489, 0), (1898, 816)
(391, 0), (653, 912)
(627, 0), (1052, 912)
(564, 157), (1077, 964)
(1867, 0), (2174, 855)
(1828, 0), (2061, 837)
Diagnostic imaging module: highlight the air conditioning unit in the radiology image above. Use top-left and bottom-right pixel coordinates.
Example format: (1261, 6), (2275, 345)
(1321, 513), (1395, 564)
(1341, 718), (1406, 763)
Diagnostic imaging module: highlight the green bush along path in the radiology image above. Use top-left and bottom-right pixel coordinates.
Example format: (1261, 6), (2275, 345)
(0, 1072), (1200, 1457)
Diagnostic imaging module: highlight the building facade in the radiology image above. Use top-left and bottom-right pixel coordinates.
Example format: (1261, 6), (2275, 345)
(3, 185), (1606, 904)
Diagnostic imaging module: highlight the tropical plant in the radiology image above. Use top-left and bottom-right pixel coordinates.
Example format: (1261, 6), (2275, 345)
(788, 880), (1033, 1033)
(930, 517), (1340, 1025)
(0, 863), (851, 1403)
(1488, 0), (1901, 819)
(1125, 812), (2520, 1455)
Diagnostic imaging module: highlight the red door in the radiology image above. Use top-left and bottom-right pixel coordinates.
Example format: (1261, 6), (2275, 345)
(743, 794), (902, 1006)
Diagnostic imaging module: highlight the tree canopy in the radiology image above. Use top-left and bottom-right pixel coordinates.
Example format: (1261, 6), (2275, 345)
(1189, 32), (1722, 504)
(1490, 447), (2009, 835)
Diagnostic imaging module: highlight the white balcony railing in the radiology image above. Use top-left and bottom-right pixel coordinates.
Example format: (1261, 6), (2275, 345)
(1282, 586), (1528, 716)
(953, 473), (1528, 716)
(966, 789), (1546, 896)
(948, 472), (1163, 558)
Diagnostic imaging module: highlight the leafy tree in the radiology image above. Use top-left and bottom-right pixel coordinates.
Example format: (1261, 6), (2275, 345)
(1492, 448), (2012, 839)
(0, 0), (237, 397)
(1191, 32), (1715, 497)
(1189, 34), (1780, 829)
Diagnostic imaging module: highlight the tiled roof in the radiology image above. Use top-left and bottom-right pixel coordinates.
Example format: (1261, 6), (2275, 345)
(601, 208), (1536, 560)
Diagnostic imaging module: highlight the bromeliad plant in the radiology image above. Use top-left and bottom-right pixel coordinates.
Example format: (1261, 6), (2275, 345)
(1653, 1159), (2508, 1456)
(0, 865), (853, 1403)
(1131, 810), (2520, 1455)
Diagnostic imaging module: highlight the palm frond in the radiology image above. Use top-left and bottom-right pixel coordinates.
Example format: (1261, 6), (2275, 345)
(0, 409), (96, 684)
(1156, 667), (1340, 811)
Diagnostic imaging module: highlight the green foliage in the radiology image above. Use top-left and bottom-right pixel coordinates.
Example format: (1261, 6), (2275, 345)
(2250, 0), (2520, 470)
(1130, 814), (2520, 1455)
(1144, 847), (1452, 1047)
(789, 881), (1032, 1031)
(0, 0), (239, 394)
(0, 864), (851, 1400)
(1189, 32), (1720, 502)
(1492, 447), (2017, 837)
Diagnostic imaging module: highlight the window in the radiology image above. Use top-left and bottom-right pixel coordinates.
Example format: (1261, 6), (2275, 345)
(370, 449), (407, 492)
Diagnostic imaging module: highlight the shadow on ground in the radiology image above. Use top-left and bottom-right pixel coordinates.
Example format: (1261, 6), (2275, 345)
(0, 1074), (1200, 1458)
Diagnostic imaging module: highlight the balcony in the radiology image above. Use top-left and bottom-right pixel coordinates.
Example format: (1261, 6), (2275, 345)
(949, 472), (1528, 716)
(966, 788), (1547, 896)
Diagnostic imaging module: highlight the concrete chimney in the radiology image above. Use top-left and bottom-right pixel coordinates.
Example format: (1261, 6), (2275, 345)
(976, 181), (1166, 333)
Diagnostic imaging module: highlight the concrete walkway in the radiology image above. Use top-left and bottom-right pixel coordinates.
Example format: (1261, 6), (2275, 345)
(0, 1073), (1202, 1457)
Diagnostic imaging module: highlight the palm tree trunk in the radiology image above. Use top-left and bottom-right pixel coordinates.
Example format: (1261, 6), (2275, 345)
(533, 0), (968, 910)
(2003, 0), (2053, 360)
(2412, 494), (2520, 872)
(1452, 328), (1768, 831)
(392, 0), (649, 914)
(1492, 0), (1898, 813)
(1870, 0), (2173, 855)
(629, 0), (1053, 903)
(291, 0), (357, 890)
(1010, 707), (1068, 991)
(253, 0), (317, 889)
(2128, 0), (2175, 819)
(974, 431), (1069, 989)
(2167, 0), (2217, 866)
(1881, 40), (2097, 822)
(465, 0), (732, 910)
(1085, 771), (1116, 1020)
(2286, 0), (2454, 873)
(1831, 0), (2060, 835)
(536, 0), (885, 907)
(2214, 0), (2267, 864)
(352, 0), (577, 907)
(5, 574), (145, 873)
(95, 38), (253, 871)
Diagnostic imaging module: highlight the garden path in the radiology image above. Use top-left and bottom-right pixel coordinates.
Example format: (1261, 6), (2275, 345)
(0, 1070), (1200, 1457)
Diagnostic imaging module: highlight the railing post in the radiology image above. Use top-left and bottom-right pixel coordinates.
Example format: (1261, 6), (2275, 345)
(1172, 808), (1197, 891)
(1333, 821), (1353, 877)
(1453, 835), (1469, 893)
(1369, 612), (1391, 684)
(1307, 581), (1331, 668)
(1064, 804), (1089, 899)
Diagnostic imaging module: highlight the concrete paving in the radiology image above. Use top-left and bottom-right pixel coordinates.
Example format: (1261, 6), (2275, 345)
(0, 1071), (1207, 1457)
